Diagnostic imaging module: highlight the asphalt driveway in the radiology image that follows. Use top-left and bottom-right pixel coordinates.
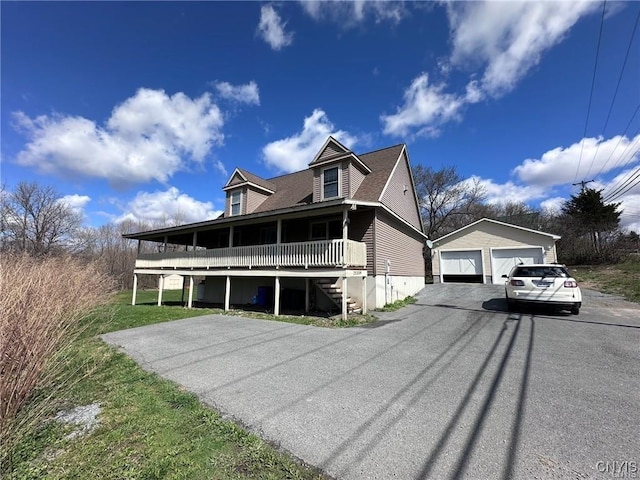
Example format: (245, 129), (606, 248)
(102, 284), (640, 480)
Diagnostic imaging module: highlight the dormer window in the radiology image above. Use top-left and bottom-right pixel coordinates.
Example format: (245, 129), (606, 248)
(230, 190), (241, 216)
(322, 166), (339, 199)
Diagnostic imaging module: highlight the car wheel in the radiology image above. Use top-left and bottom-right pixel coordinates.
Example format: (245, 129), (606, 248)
(571, 305), (580, 315)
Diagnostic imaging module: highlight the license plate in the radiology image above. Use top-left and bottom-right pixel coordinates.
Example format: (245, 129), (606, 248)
(534, 281), (552, 288)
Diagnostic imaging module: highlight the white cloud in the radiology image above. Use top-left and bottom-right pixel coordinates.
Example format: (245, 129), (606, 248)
(257, 5), (293, 51)
(619, 193), (640, 233)
(539, 197), (566, 214)
(214, 80), (260, 105)
(58, 194), (91, 215)
(464, 176), (548, 205)
(263, 109), (358, 173)
(115, 187), (221, 225)
(381, 73), (464, 138)
(300, 1), (407, 27)
(513, 134), (640, 188)
(382, 1), (598, 137)
(447, 1), (598, 97)
(13, 89), (224, 187)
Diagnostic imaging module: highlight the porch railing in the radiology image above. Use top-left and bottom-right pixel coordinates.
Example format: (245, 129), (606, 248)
(135, 239), (367, 269)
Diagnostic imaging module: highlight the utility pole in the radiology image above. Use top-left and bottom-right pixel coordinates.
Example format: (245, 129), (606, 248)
(572, 179), (594, 192)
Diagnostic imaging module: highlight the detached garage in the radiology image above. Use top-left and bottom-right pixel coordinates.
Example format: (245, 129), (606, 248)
(431, 218), (560, 284)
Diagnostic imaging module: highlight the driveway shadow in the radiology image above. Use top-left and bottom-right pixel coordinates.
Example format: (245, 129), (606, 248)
(482, 298), (573, 317)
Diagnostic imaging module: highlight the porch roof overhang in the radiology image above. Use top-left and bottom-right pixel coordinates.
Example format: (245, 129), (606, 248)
(123, 198), (427, 244)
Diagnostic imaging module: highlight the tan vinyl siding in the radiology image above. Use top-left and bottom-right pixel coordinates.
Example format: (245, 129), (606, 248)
(349, 162), (366, 198)
(431, 222), (558, 276)
(319, 143), (343, 160)
(341, 161), (349, 199)
(245, 188), (269, 214)
(374, 210), (425, 277)
(312, 168), (321, 202)
(228, 172), (245, 186)
(348, 209), (375, 275)
(380, 152), (421, 230)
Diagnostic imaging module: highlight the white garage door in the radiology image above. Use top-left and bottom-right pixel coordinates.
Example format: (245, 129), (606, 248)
(491, 248), (544, 284)
(441, 250), (483, 280)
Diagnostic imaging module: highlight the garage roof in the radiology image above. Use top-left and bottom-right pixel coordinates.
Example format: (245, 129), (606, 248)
(434, 218), (561, 243)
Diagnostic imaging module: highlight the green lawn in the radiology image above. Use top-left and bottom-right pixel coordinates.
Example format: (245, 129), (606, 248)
(8, 290), (339, 479)
(104, 289), (377, 332)
(570, 257), (640, 303)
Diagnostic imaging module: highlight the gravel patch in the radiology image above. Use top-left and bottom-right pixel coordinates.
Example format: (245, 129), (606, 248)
(55, 403), (101, 439)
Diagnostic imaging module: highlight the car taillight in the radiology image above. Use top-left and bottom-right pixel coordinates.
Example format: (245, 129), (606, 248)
(510, 279), (525, 286)
(564, 280), (578, 288)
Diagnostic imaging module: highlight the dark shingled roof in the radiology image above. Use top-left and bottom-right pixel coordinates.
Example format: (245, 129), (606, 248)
(353, 144), (405, 202)
(235, 167), (276, 192)
(250, 143), (404, 213)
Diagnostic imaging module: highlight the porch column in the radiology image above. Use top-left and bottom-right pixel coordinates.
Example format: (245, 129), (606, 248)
(137, 240), (142, 254)
(193, 231), (198, 250)
(361, 276), (367, 314)
(228, 225), (234, 247)
(132, 274), (138, 306)
(342, 208), (349, 264)
(163, 235), (168, 252)
(274, 276), (280, 316)
(341, 276), (348, 320)
(158, 275), (164, 306)
(305, 278), (310, 313)
(187, 276), (194, 308)
(276, 219), (282, 267)
(224, 276), (231, 311)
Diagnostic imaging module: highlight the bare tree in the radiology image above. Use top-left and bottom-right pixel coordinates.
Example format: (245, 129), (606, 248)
(0, 182), (83, 256)
(80, 219), (156, 289)
(412, 165), (486, 239)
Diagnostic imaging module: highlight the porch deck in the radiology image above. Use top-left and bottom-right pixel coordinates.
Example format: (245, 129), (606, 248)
(135, 239), (367, 270)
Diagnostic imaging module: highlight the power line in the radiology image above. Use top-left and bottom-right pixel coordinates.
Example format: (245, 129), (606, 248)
(601, 132), (640, 197)
(605, 161), (640, 202)
(604, 150), (640, 201)
(587, 7), (640, 179)
(574, 0), (607, 183)
(596, 103), (640, 175)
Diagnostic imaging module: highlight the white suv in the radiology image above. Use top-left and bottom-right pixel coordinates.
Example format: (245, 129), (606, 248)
(503, 264), (582, 315)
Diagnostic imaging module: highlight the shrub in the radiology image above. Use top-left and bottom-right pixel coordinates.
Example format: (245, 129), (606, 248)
(0, 253), (114, 470)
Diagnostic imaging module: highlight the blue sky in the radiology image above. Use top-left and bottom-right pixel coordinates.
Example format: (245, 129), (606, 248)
(2, 1), (639, 232)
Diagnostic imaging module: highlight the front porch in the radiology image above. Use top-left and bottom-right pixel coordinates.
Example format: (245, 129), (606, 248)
(134, 238), (366, 270)
(127, 206), (375, 319)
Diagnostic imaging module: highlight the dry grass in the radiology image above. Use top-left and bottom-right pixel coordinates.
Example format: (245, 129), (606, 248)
(0, 253), (114, 470)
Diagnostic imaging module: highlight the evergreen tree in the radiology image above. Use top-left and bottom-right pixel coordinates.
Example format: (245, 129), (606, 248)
(561, 188), (621, 254)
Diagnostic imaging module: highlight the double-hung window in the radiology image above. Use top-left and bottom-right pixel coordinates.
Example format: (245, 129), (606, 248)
(230, 191), (241, 216)
(323, 167), (339, 199)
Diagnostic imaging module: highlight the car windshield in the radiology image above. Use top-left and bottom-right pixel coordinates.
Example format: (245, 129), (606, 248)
(513, 266), (569, 278)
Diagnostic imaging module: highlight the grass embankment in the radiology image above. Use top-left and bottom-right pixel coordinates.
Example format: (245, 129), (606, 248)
(570, 257), (640, 303)
(376, 296), (416, 312)
(7, 289), (336, 479)
(115, 289), (377, 329)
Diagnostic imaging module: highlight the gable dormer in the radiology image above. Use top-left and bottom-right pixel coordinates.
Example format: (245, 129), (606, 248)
(309, 137), (371, 203)
(223, 168), (275, 216)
